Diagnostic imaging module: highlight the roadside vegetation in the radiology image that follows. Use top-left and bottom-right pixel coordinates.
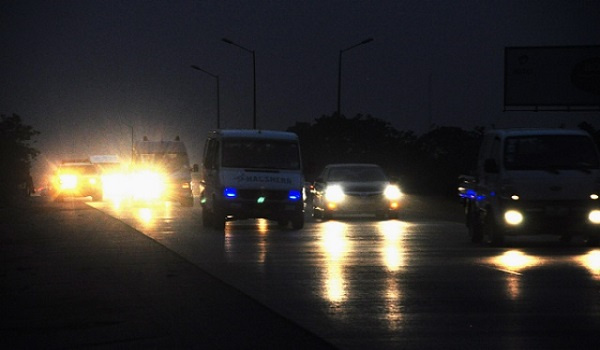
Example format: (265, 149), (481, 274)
(0, 114), (39, 206)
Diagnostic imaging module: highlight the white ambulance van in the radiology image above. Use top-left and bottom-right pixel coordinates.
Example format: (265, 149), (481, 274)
(463, 128), (600, 245)
(200, 129), (305, 230)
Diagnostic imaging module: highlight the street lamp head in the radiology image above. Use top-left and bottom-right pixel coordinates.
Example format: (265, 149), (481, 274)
(362, 38), (374, 44)
(222, 38), (234, 44)
(191, 65), (200, 70)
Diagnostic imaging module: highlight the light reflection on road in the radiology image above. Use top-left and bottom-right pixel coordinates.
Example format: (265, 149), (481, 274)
(320, 221), (350, 304)
(87, 200), (600, 349)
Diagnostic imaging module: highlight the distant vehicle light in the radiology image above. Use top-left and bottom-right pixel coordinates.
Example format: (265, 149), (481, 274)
(325, 185), (345, 202)
(504, 210), (524, 225)
(589, 210), (600, 224)
(384, 185), (402, 200)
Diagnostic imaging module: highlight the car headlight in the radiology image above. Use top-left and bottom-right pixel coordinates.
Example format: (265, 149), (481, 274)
(384, 184), (402, 200)
(131, 170), (166, 200)
(589, 210), (600, 224)
(59, 174), (78, 189)
(325, 185), (345, 202)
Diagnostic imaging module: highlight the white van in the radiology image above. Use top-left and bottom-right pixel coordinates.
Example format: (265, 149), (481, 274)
(200, 129), (305, 230)
(463, 128), (600, 245)
(131, 136), (194, 207)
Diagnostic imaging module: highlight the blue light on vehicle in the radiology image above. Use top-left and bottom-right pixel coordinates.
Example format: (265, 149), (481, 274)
(288, 189), (302, 201)
(224, 187), (237, 198)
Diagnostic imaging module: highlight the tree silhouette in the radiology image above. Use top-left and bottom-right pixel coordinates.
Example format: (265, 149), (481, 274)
(0, 114), (40, 204)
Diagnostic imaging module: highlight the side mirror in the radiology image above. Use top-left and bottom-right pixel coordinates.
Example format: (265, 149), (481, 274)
(484, 159), (499, 173)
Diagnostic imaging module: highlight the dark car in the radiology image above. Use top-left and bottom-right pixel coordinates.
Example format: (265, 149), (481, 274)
(49, 160), (103, 201)
(311, 163), (402, 220)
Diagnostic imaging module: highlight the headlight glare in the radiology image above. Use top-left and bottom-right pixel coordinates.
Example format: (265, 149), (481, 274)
(589, 210), (600, 224)
(504, 210), (524, 225)
(384, 184), (402, 200)
(325, 185), (345, 202)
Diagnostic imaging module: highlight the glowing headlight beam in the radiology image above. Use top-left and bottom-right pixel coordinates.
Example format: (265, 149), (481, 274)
(384, 184), (402, 200)
(504, 210), (523, 225)
(325, 185), (345, 202)
(59, 174), (78, 189)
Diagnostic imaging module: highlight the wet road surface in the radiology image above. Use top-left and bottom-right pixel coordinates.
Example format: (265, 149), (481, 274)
(89, 196), (600, 349)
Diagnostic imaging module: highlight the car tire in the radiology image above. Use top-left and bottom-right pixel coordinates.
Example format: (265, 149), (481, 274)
(291, 211), (304, 230)
(467, 205), (484, 243)
(181, 197), (194, 207)
(202, 207), (212, 228)
(212, 205), (226, 231)
(484, 210), (504, 246)
(312, 206), (322, 220)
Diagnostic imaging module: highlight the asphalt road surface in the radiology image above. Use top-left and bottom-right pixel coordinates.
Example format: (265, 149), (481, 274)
(85, 195), (600, 349)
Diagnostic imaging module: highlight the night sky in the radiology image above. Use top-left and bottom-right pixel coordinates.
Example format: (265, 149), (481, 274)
(1, 0), (599, 180)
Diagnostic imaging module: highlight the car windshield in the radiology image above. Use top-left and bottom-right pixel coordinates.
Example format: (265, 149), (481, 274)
(328, 166), (387, 182)
(222, 139), (301, 170)
(504, 135), (600, 170)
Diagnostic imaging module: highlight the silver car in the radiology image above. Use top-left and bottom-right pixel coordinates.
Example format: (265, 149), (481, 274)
(311, 163), (402, 220)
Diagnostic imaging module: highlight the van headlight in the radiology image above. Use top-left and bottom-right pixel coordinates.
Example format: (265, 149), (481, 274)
(59, 174), (78, 190)
(325, 185), (345, 203)
(504, 210), (524, 225)
(384, 184), (402, 200)
(589, 210), (600, 224)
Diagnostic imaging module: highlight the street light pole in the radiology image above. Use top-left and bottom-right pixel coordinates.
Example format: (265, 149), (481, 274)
(337, 37), (374, 117)
(222, 38), (256, 129)
(191, 65), (221, 129)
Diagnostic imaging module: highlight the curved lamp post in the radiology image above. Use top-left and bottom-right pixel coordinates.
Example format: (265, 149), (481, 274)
(337, 37), (374, 117)
(222, 38), (256, 129)
(191, 65), (221, 129)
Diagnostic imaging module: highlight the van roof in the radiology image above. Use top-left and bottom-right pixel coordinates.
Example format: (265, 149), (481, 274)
(134, 140), (188, 153)
(210, 129), (298, 140)
(489, 128), (590, 138)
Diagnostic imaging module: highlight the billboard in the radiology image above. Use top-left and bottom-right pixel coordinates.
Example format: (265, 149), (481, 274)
(504, 46), (600, 109)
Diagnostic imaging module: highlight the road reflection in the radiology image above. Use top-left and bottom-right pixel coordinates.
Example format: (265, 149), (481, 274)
(485, 248), (600, 299)
(576, 249), (600, 279)
(320, 221), (351, 304)
(378, 220), (411, 272)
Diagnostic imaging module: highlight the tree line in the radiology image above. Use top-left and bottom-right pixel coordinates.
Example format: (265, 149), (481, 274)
(287, 113), (484, 196)
(0, 114), (40, 205)
(3, 111), (599, 205)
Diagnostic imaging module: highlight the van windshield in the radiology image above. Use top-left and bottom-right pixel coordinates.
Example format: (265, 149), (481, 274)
(138, 153), (189, 171)
(222, 139), (301, 170)
(504, 135), (600, 171)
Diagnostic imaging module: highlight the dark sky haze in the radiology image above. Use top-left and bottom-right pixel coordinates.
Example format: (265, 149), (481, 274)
(1, 0), (599, 179)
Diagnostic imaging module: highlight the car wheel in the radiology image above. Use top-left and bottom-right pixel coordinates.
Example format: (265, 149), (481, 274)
(312, 206), (322, 219)
(212, 206), (226, 231)
(202, 207), (213, 227)
(180, 197), (194, 207)
(467, 205), (484, 243)
(291, 211), (304, 230)
(484, 210), (504, 246)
